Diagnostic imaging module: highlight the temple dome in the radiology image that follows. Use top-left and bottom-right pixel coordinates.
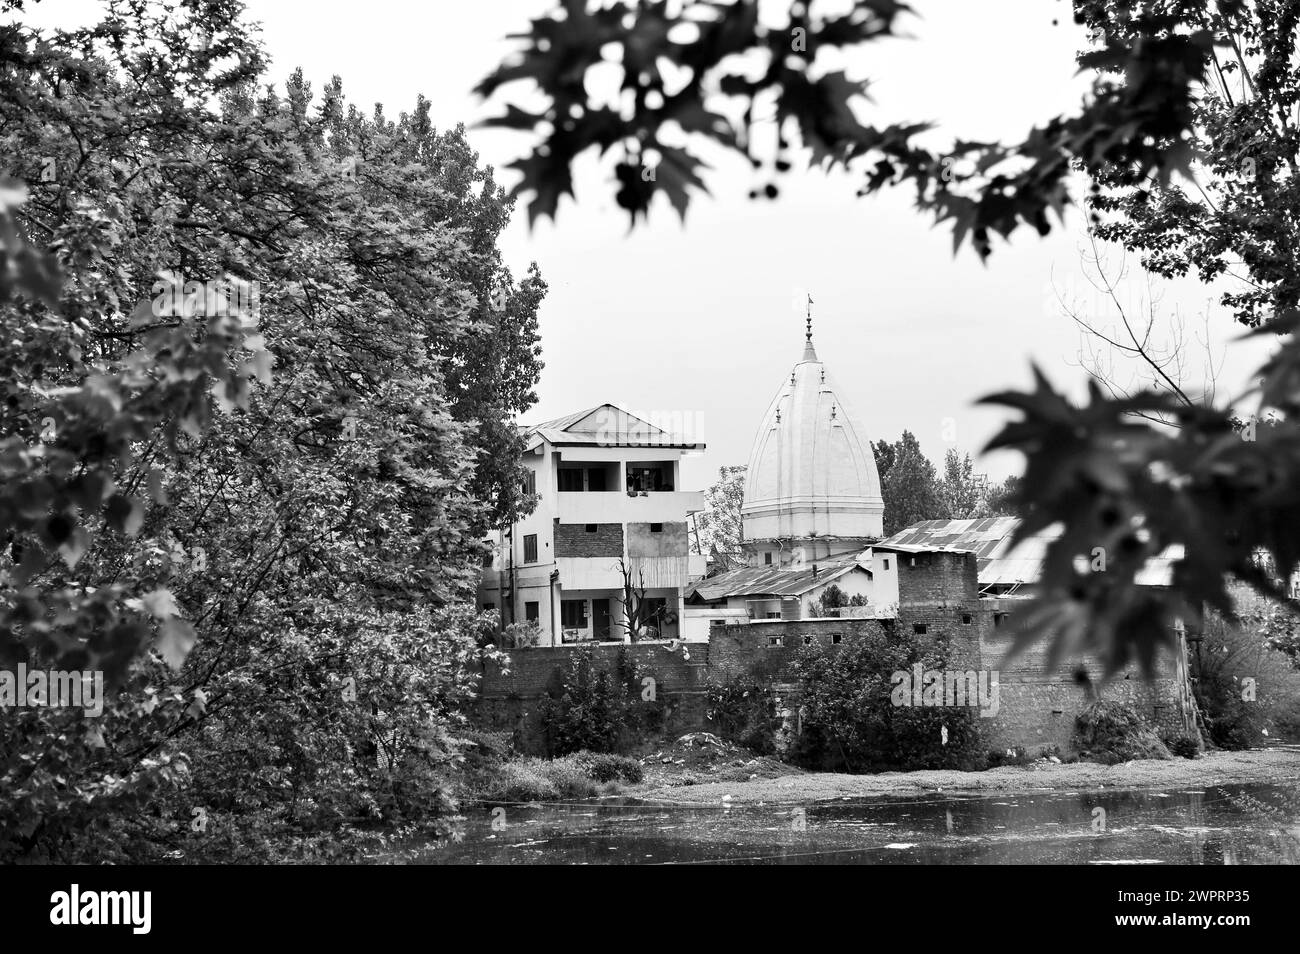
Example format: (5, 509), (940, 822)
(741, 334), (884, 561)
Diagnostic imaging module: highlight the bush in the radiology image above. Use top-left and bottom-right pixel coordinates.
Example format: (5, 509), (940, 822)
(787, 630), (985, 772)
(537, 647), (665, 756)
(1193, 611), (1300, 748)
(486, 757), (599, 802)
(501, 621), (542, 649)
(1074, 701), (1172, 764)
(706, 676), (783, 754)
(576, 752), (644, 784)
(1159, 729), (1202, 759)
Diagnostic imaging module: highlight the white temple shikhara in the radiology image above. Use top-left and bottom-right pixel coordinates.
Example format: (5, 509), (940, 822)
(740, 296), (885, 566)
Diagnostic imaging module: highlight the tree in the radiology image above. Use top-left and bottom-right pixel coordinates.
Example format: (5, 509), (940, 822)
(616, 557), (651, 642)
(871, 439), (897, 487)
(877, 431), (941, 536)
(937, 450), (990, 520)
(477, 0), (1219, 257)
(1060, 231), (1224, 427)
(693, 464), (747, 569)
(984, 476), (1023, 519)
(0, 1), (541, 861)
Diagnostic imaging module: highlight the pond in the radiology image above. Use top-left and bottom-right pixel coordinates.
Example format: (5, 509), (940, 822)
(412, 782), (1300, 864)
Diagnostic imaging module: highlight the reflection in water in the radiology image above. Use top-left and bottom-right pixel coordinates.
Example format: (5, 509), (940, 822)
(406, 782), (1300, 865)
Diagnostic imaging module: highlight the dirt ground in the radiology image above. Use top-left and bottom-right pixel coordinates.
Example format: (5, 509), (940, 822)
(633, 737), (1300, 805)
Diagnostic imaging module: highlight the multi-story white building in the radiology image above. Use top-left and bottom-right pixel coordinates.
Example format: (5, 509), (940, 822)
(478, 404), (708, 645)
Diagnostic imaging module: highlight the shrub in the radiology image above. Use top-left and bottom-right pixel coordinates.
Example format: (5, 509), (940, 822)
(1074, 701), (1172, 764)
(787, 630), (985, 772)
(537, 647), (665, 756)
(706, 676), (783, 754)
(1193, 611), (1300, 748)
(483, 756), (600, 802)
(501, 621), (541, 649)
(1159, 729), (1202, 759)
(576, 752), (644, 784)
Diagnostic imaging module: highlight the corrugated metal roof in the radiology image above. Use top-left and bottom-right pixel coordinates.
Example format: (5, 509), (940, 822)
(876, 517), (1020, 564)
(686, 560), (863, 602)
(878, 517), (1180, 589)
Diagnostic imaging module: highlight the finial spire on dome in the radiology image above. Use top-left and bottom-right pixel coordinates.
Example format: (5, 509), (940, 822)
(801, 292), (818, 362)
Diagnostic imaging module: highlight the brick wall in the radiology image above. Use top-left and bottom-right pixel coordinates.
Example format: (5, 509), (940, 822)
(474, 642), (709, 751)
(553, 522), (623, 558)
(896, 551), (979, 606)
(472, 595), (1190, 758)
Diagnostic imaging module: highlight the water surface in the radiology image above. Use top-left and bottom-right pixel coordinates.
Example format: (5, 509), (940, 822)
(415, 782), (1300, 864)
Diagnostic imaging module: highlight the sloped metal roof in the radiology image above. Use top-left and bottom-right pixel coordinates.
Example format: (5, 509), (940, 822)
(876, 517), (1020, 563)
(877, 517), (1180, 589)
(686, 560), (864, 602)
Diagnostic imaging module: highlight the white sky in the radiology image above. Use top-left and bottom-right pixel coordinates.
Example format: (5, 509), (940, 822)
(16, 0), (1275, 487)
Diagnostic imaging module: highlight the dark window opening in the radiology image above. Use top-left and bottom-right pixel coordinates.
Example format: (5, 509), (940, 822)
(482, 602), (495, 611)
(557, 468), (584, 492)
(994, 612), (1007, 628)
(525, 601), (539, 622)
(584, 523), (597, 533)
(768, 635), (782, 647)
(883, 558), (890, 570)
(913, 623), (927, 635)
(764, 552), (773, 565)
(522, 470), (536, 497)
(650, 522), (663, 533)
(962, 614), (973, 625)
(831, 633), (843, 645)
(586, 468), (607, 491)
(802, 635), (813, 646)
(561, 599), (588, 629)
(523, 534), (538, 564)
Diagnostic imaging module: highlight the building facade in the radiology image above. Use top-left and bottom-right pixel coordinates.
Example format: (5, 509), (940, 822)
(477, 404), (708, 646)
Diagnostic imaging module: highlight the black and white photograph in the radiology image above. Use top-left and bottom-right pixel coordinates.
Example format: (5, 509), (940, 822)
(0, 0), (1296, 929)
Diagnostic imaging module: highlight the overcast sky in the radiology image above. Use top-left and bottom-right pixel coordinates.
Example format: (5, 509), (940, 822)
(18, 0), (1273, 487)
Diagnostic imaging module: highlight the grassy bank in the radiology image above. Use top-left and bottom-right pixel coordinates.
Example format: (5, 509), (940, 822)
(635, 747), (1300, 805)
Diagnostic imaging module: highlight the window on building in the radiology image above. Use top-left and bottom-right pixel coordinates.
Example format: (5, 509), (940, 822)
(883, 558), (890, 570)
(482, 602), (495, 611)
(481, 549), (494, 567)
(584, 523), (597, 533)
(768, 635), (782, 647)
(523, 534), (538, 563)
(994, 612), (1007, 628)
(650, 522), (663, 533)
(913, 623), (927, 635)
(765, 612), (780, 620)
(525, 601), (539, 622)
(802, 635), (813, 646)
(558, 468), (584, 492)
(522, 470), (536, 497)
(831, 633), (843, 645)
(764, 552), (773, 565)
(586, 468), (607, 491)
(561, 599), (588, 629)
(962, 614), (973, 625)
